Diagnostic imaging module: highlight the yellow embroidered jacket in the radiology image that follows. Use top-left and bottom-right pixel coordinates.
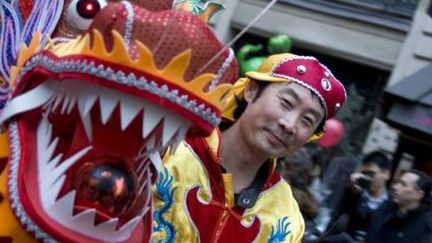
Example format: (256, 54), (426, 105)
(152, 130), (305, 243)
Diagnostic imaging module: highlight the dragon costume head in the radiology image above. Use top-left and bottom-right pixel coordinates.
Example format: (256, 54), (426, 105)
(0, 1), (237, 242)
(0, 0), (185, 110)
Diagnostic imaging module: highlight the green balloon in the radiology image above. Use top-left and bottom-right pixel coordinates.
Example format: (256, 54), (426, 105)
(268, 34), (292, 54)
(237, 35), (292, 75)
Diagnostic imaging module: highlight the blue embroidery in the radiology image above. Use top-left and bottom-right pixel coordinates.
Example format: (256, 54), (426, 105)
(268, 216), (291, 243)
(152, 167), (177, 243)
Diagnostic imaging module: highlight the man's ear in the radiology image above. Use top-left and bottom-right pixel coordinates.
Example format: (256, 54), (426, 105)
(414, 189), (424, 202)
(383, 170), (391, 180)
(244, 80), (259, 103)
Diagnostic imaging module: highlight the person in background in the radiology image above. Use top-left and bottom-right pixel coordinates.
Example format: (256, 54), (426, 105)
(308, 150), (358, 233)
(335, 151), (392, 242)
(278, 148), (321, 242)
(279, 149), (354, 243)
(366, 169), (432, 243)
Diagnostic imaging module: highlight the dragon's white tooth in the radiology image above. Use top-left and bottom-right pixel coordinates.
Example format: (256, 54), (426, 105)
(37, 118), (51, 163)
(77, 95), (86, 115)
(37, 116), (67, 210)
(41, 154), (64, 190)
(50, 190), (76, 218)
(46, 153), (63, 175)
(138, 168), (151, 193)
(79, 110), (93, 142)
(136, 155), (150, 172)
(82, 94), (98, 116)
(78, 95), (94, 142)
(50, 146), (92, 183)
(161, 113), (184, 147)
(45, 175), (66, 206)
(177, 122), (190, 140)
(45, 137), (59, 162)
(94, 218), (119, 235)
(46, 122), (54, 141)
(52, 94), (64, 112)
(39, 152), (66, 208)
(142, 103), (164, 138)
(73, 209), (97, 227)
(67, 96), (77, 114)
(99, 93), (119, 125)
(137, 161), (150, 183)
(169, 139), (182, 155)
(84, 94), (98, 115)
(140, 205), (151, 218)
(37, 118), (52, 202)
(168, 122), (189, 154)
(135, 145), (147, 163)
(136, 135), (156, 161)
(119, 95), (142, 130)
(43, 120), (52, 141)
(0, 80), (57, 124)
(139, 179), (152, 217)
(146, 135), (156, 151)
(61, 94), (72, 114)
(42, 99), (53, 111)
(149, 151), (162, 173)
(116, 217), (141, 239)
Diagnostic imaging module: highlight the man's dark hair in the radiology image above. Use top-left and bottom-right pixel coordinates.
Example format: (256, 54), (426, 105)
(404, 169), (432, 208)
(362, 151), (392, 171)
(232, 80), (268, 120)
(428, 0), (432, 17)
(220, 79), (325, 135)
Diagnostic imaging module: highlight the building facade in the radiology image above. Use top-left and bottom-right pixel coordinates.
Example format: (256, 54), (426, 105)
(212, 0), (430, 168)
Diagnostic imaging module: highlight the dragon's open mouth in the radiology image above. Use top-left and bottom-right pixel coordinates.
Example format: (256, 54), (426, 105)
(2, 3), (236, 239)
(10, 78), (189, 241)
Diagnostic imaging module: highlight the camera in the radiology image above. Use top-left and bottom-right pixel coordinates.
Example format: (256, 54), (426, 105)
(356, 177), (372, 190)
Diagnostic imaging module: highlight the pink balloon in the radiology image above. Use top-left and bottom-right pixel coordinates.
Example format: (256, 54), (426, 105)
(318, 118), (345, 147)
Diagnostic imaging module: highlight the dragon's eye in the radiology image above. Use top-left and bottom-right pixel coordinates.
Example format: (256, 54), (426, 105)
(66, 0), (107, 30)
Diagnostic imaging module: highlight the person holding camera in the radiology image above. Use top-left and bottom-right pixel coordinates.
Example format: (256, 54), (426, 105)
(335, 151), (392, 242)
(366, 169), (432, 243)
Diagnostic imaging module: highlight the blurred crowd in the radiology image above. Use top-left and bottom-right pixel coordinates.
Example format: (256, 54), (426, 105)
(277, 148), (432, 243)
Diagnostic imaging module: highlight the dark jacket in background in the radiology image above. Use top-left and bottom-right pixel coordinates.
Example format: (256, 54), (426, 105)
(366, 202), (432, 243)
(336, 188), (388, 241)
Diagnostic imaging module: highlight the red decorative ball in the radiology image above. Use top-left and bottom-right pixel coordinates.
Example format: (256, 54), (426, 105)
(318, 118), (345, 148)
(75, 159), (137, 216)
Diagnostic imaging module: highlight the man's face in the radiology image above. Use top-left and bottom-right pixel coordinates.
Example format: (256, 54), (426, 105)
(238, 81), (325, 159)
(361, 163), (390, 192)
(391, 172), (423, 207)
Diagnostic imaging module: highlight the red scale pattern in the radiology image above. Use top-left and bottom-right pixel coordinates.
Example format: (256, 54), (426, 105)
(18, 0), (34, 23)
(87, 3), (238, 88)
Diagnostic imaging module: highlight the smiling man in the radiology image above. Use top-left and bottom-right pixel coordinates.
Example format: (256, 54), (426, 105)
(152, 53), (346, 242)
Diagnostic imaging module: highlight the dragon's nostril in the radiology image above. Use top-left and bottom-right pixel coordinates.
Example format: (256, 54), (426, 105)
(75, 159), (138, 216)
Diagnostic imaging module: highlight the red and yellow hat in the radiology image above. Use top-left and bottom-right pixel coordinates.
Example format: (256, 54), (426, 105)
(223, 53), (346, 122)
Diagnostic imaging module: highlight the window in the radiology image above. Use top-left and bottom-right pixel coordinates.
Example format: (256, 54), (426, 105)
(277, 0), (420, 31)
